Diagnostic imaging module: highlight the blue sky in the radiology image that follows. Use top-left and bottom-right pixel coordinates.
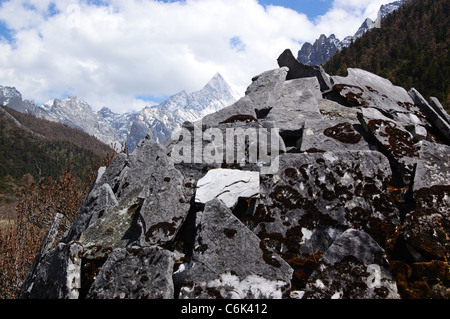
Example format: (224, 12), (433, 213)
(260, 0), (333, 20)
(0, 0), (392, 113)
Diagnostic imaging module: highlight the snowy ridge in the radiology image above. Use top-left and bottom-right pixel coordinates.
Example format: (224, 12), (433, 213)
(99, 72), (241, 149)
(0, 73), (241, 152)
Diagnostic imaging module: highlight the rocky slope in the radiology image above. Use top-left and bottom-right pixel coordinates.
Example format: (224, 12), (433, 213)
(20, 50), (449, 299)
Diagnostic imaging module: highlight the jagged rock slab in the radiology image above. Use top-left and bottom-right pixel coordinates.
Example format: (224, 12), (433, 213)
(245, 67), (288, 118)
(298, 120), (371, 153)
(62, 153), (128, 243)
(317, 99), (360, 124)
(79, 196), (143, 259)
(413, 141), (450, 191)
(409, 88), (450, 142)
(305, 229), (400, 299)
(277, 49), (332, 92)
(244, 151), (400, 262)
(178, 199), (293, 299)
(331, 68), (425, 123)
(358, 108), (419, 184)
(86, 247), (175, 299)
(403, 141), (450, 261)
(199, 95), (257, 127)
(286, 77), (323, 99)
(20, 242), (83, 299)
(266, 78), (323, 136)
(195, 169), (260, 209)
(74, 135), (190, 251)
(430, 97), (450, 125)
(130, 136), (190, 246)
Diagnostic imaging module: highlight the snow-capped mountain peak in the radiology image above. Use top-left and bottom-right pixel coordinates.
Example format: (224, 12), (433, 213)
(297, 0), (406, 66)
(0, 85), (22, 100)
(1, 73), (241, 152)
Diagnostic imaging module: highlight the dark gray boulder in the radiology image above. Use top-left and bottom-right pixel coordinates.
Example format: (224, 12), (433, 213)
(244, 67), (288, 118)
(403, 141), (450, 261)
(266, 78), (323, 137)
(298, 120), (371, 153)
(245, 151), (400, 261)
(86, 246), (175, 299)
(178, 199), (293, 299)
(331, 69), (427, 126)
(20, 242), (83, 299)
(305, 229), (400, 299)
(277, 49), (332, 92)
(358, 108), (419, 185)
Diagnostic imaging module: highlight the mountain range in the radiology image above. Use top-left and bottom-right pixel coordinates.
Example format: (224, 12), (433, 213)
(297, 0), (406, 66)
(1, 73), (241, 152)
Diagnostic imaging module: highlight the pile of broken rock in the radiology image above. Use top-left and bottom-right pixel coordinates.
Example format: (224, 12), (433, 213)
(20, 49), (449, 299)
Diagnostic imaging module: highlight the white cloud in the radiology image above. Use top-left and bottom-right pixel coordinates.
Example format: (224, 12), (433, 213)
(314, 0), (391, 39)
(0, 0), (393, 113)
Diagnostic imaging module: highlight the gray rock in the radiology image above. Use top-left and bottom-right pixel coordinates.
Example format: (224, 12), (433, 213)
(413, 141), (450, 191)
(79, 195), (143, 259)
(85, 183), (119, 227)
(409, 88), (450, 142)
(86, 246), (175, 299)
(403, 141), (450, 261)
(305, 229), (400, 299)
(62, 153), (128, 243)
(195, 169), (260, 209)
(358, 108), (419, 185)
(20, 242), (83, 299)
(405, 123), (428, 142)
(266, 78), (323, 137)
(298, 120), (371, 153)
(245, 151), (400, 261)
(22, 135), (191, 299)
(199, 95), (257, 127)
(169, 118), (285, 177)
(287, 77), (323, 99)
(317, 98), (360, 124)
(277, 49), (332, 92)
(430, 97), (450, 125)
(332, 69), (425, 124)
(75, 135), (190, 251)
(179, 199), (293, 299)
(130, 136), (190, 246)
(245, 67), (288, 118)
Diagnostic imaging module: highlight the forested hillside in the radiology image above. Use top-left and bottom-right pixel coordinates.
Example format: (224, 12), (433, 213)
(0, 106), (111, 205)
(325, 0), (449, 111)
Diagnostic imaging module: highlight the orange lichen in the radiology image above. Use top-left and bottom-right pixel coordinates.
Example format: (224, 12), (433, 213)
(287, 253), (323, 290)
(388, 184), (409, 203)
